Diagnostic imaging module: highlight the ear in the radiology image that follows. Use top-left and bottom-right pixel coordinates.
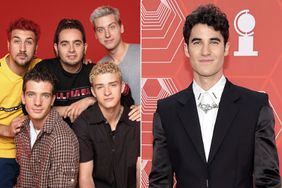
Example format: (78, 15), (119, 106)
(53, 43), (58, 56)
(7, 40), (10, 51)
(120, 24), (124, 34)
(91, 87), (96, 98)
(51, 95), (56, 106)
(34, 44), (38, 55)
(21, 92), (26, 105)
(224, 41), (230, 56)
(184, 42), (190, 58)
(84, 43), (88, 54)
(121, 81), (125, 93)
(93, 27), (98, 39)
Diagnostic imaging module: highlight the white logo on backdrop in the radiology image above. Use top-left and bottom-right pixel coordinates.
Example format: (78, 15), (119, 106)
(234, 9), (258, 56)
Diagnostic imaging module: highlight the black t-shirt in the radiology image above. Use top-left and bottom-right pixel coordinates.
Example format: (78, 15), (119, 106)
(35, 58), (94, 125)
(72, 103), (140, 188)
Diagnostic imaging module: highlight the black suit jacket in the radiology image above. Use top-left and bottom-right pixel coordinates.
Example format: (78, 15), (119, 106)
(149, 80), (281, 188)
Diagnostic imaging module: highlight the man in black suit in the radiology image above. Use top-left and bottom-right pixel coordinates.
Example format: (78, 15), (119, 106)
(149, 4), (281, 188)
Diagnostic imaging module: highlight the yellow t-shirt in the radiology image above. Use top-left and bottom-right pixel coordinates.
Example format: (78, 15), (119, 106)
(0, 54), (41, 158)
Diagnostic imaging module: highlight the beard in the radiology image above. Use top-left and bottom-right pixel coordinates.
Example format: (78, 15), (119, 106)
(14, 53), (33, 68)
(57, 53), (85, 73)
(57, 50), (85, 64)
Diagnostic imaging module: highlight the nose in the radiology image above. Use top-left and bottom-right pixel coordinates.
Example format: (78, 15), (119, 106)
(104, 86), (111, 96)
(201, 43), (211, 56)
(69, 44), (75, 52)
(34, 95), (42, 106)
(105, 28), (111, 38)
(20, 42), (26, 52)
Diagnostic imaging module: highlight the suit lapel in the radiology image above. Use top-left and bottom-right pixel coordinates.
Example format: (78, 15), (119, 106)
(177, 84), (207, 163)
(208, 80), (241, 163)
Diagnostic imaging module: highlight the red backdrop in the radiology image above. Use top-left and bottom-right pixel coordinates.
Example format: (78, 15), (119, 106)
(0, 0), (140, 63)
(141, 0), (282, 187)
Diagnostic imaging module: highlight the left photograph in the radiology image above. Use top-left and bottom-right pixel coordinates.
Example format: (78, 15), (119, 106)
(0, 1), (141, 187)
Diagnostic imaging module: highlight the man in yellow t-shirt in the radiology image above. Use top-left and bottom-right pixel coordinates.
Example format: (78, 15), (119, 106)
(0, 18), (41, 188)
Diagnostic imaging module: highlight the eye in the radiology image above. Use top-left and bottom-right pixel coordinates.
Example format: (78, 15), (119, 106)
(13, 39), (21, 44)
(25, 40), (34, 45)
(96, 28), (104, 33)
(61, 43), (67, 47)
(109, 24), (117, 30)
(74, 42), (82, 47)
(42, 94), (51, 99)
(210, 40), (219, 45)
(191, 41), (200, 45)
(111, 83), (118, 87)
(26, 93), (34, 97)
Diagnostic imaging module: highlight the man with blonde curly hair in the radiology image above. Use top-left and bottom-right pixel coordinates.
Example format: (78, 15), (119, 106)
(72, 62), (140, 188)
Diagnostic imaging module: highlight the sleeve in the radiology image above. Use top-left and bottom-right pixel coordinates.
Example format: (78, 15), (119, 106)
(33, 59), (44, 69)
(254, 101), (281, 188)
(48, 131), (79, 188)
(149, 112), (173, 188)
(72, 115), (94, 162)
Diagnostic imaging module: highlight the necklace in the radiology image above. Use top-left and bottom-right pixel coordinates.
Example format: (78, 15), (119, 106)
(117, 106), (123, 121)
(110, 106), (124, 131)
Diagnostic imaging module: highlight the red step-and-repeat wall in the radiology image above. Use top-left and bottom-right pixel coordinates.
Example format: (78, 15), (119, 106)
(141, 0), (282, 187)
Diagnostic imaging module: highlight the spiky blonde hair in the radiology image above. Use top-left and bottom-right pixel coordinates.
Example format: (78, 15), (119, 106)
(89, 62), (122, 84)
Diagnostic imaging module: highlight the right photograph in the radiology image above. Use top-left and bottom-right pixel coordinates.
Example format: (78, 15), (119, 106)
(141, 1), (282, 187)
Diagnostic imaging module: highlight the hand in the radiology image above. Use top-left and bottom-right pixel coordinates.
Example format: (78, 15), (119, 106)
(83, 58), (93, 65)
(64, 97), (96, 122)
(128, 105), (141, 122)
(8, 116), (27, 137)
(54, 106), (68, 117)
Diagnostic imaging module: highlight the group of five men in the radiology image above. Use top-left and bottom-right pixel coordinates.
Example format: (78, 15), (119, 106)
(0, 6), (140, 188)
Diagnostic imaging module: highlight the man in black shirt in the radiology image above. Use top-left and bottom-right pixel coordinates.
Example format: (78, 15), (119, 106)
(35, 19), (95, 126)
(72, 62), (140, 188)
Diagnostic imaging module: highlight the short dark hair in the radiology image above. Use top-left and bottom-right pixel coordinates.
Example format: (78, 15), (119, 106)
(7, 17), (40, 43)
(23, 67), (56, 95)
(53, 18), (86, 44)
(183, 4), (229, 45)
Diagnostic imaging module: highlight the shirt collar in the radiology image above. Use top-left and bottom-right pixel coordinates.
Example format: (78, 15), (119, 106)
(22, 109), (60, 135)
(41, 109), (60, 134)
(192, 75), (226, 106)
(88, 103), (133, 126)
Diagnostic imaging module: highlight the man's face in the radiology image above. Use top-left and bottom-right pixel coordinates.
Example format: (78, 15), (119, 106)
(93, 14), (124, 51)
(22, 80), (55, 124)
(54, 28), (87, 70)
(8, 29), (37, 67)
(184, 24), (229, 81)
(91, 72), (124, 110)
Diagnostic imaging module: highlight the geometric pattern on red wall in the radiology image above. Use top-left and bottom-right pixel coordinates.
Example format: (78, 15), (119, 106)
(142, 0), (282, 187)
(142, 0), (185, 63)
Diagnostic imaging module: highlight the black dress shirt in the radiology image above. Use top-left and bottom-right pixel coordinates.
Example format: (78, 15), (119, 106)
(72, 103), (140, 188)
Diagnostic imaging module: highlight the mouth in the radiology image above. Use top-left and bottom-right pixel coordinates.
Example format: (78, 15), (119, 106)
(32, 109), (43, 113)
(104, 39), (114, 44)
(104, 97), (114, 102)
(67, 55), (77, 60)
(17, 54), (27, 59)
(199, 59), (213, 63)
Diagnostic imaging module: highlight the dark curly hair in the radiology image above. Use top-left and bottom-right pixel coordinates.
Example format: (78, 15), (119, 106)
(23, 67), (56, 95)
(183, 4), (229, 46)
